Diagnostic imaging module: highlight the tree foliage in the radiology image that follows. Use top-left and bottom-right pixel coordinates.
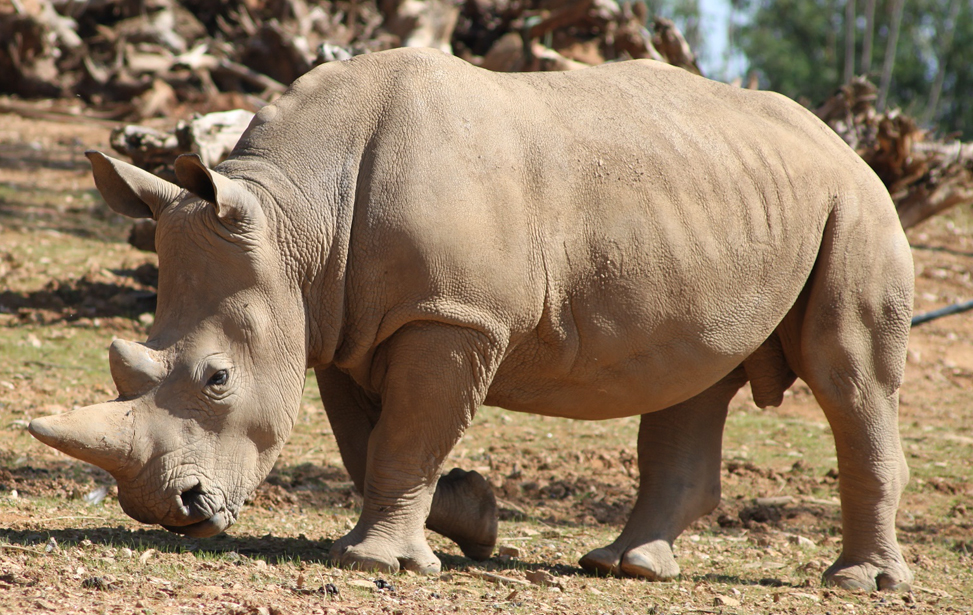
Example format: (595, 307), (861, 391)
(738, 0), (973, 139)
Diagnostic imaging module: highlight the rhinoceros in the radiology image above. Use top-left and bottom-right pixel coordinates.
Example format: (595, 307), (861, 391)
(29, 47), (914, 591)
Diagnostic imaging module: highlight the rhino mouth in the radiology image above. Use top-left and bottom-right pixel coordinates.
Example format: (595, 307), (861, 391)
(162, 512), (231, 538)
(160, 482), (235, 538)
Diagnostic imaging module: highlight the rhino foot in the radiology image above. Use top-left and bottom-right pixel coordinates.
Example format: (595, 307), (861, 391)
(426, 468), (498, 560)
(823, 556), (913, 592)
(579, 547), (621, 576)
(330, 531), (441, 575)
(580, 539), (680, 581)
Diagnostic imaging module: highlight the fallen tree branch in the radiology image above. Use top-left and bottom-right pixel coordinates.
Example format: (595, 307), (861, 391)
(467, 569), (530, 586)
(0, 99), (125, 127)
(911, 299), (973, 327)
(216, 59), (287, 95)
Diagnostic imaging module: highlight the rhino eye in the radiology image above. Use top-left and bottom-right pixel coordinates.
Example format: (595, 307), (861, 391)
(208, 370), (228, 387)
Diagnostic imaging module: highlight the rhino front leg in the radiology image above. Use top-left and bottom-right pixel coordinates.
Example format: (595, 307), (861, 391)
(580, 367), (747, 580)
(328, 323), (501, 574)
(315, 365), (498, 560)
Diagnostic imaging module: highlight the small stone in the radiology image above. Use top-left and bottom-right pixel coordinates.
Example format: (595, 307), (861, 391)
(83, 485), (109, 506)
(374, 578), (395, 592)
(788, 534), (816, 548)
(714, 595), (741, 607)
(82, 576), (116, 591)
(497, 546), (521, 558)
(526, 570), (563, 589)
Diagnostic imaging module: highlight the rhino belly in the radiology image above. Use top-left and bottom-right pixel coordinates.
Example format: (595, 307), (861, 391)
(487, 350), (743, 420)
(486, 283), (792, 420)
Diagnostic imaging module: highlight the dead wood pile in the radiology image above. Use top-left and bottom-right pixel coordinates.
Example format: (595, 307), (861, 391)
(1, 0), (697, 118)
(108, 108), (254, 251)
(815, 77), (973, 230)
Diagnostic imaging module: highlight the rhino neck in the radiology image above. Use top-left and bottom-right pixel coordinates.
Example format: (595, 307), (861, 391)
(216, 61), (390, 371)
(214, 156), (353, 370)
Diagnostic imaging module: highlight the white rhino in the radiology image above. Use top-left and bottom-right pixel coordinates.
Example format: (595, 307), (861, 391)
(29, 48), (914, 591)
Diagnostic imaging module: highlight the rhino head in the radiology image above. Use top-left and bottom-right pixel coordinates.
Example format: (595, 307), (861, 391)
(29, 151), (310, 537)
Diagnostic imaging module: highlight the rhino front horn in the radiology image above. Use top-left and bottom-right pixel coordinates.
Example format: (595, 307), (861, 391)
(28, 402), (135, 476)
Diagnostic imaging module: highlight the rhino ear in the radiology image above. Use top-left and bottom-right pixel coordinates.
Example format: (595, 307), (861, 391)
(174, 154), (262, 230)
(86, 151), (182, 219)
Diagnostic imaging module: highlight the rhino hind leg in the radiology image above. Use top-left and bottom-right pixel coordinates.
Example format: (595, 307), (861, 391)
(580, 367), (748, 580)
(789, 210), (914, 592)
(315, 366), (498, 561)
(799, 324), (913, 591)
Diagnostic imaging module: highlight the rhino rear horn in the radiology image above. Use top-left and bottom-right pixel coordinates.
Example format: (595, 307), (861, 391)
(109, 339), (166, 398)
(86, 151), (182, 219)
(173, 154), (264, 231)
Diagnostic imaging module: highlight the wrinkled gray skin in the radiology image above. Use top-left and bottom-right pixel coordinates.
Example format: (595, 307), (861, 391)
(29, 48), (914, 591)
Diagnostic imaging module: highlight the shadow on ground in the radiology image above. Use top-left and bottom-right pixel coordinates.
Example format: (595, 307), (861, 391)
(0, 525), (578, 577)
(0, 267), (157, 324)
(0, 184), (124, 241)
(0, 525), (339, 564)
(0, 142), (92, 174)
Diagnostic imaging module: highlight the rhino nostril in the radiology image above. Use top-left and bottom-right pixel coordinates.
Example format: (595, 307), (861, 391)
(180, 484), (206, 513)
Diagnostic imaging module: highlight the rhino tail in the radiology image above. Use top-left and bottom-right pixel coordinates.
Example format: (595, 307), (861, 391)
(742, 332), (797, 408)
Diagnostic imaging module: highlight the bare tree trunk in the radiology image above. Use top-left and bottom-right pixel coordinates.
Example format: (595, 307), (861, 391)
(825, 0), (838, 68)
(922, 0), (961, 125)
(843, 0), (856, 84)
(877, 0), (905, 111)
(724, 0), (737, 80)
(860, 0), (876, 73)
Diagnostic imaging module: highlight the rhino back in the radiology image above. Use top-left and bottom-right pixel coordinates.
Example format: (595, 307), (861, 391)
(225, 49), (890, 418)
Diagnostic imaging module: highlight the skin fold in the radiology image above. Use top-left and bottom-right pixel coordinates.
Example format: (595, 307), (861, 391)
(29, 48), (914, 591)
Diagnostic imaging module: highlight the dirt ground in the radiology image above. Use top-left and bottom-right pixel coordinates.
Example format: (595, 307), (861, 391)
(0, 109), (971, 615)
